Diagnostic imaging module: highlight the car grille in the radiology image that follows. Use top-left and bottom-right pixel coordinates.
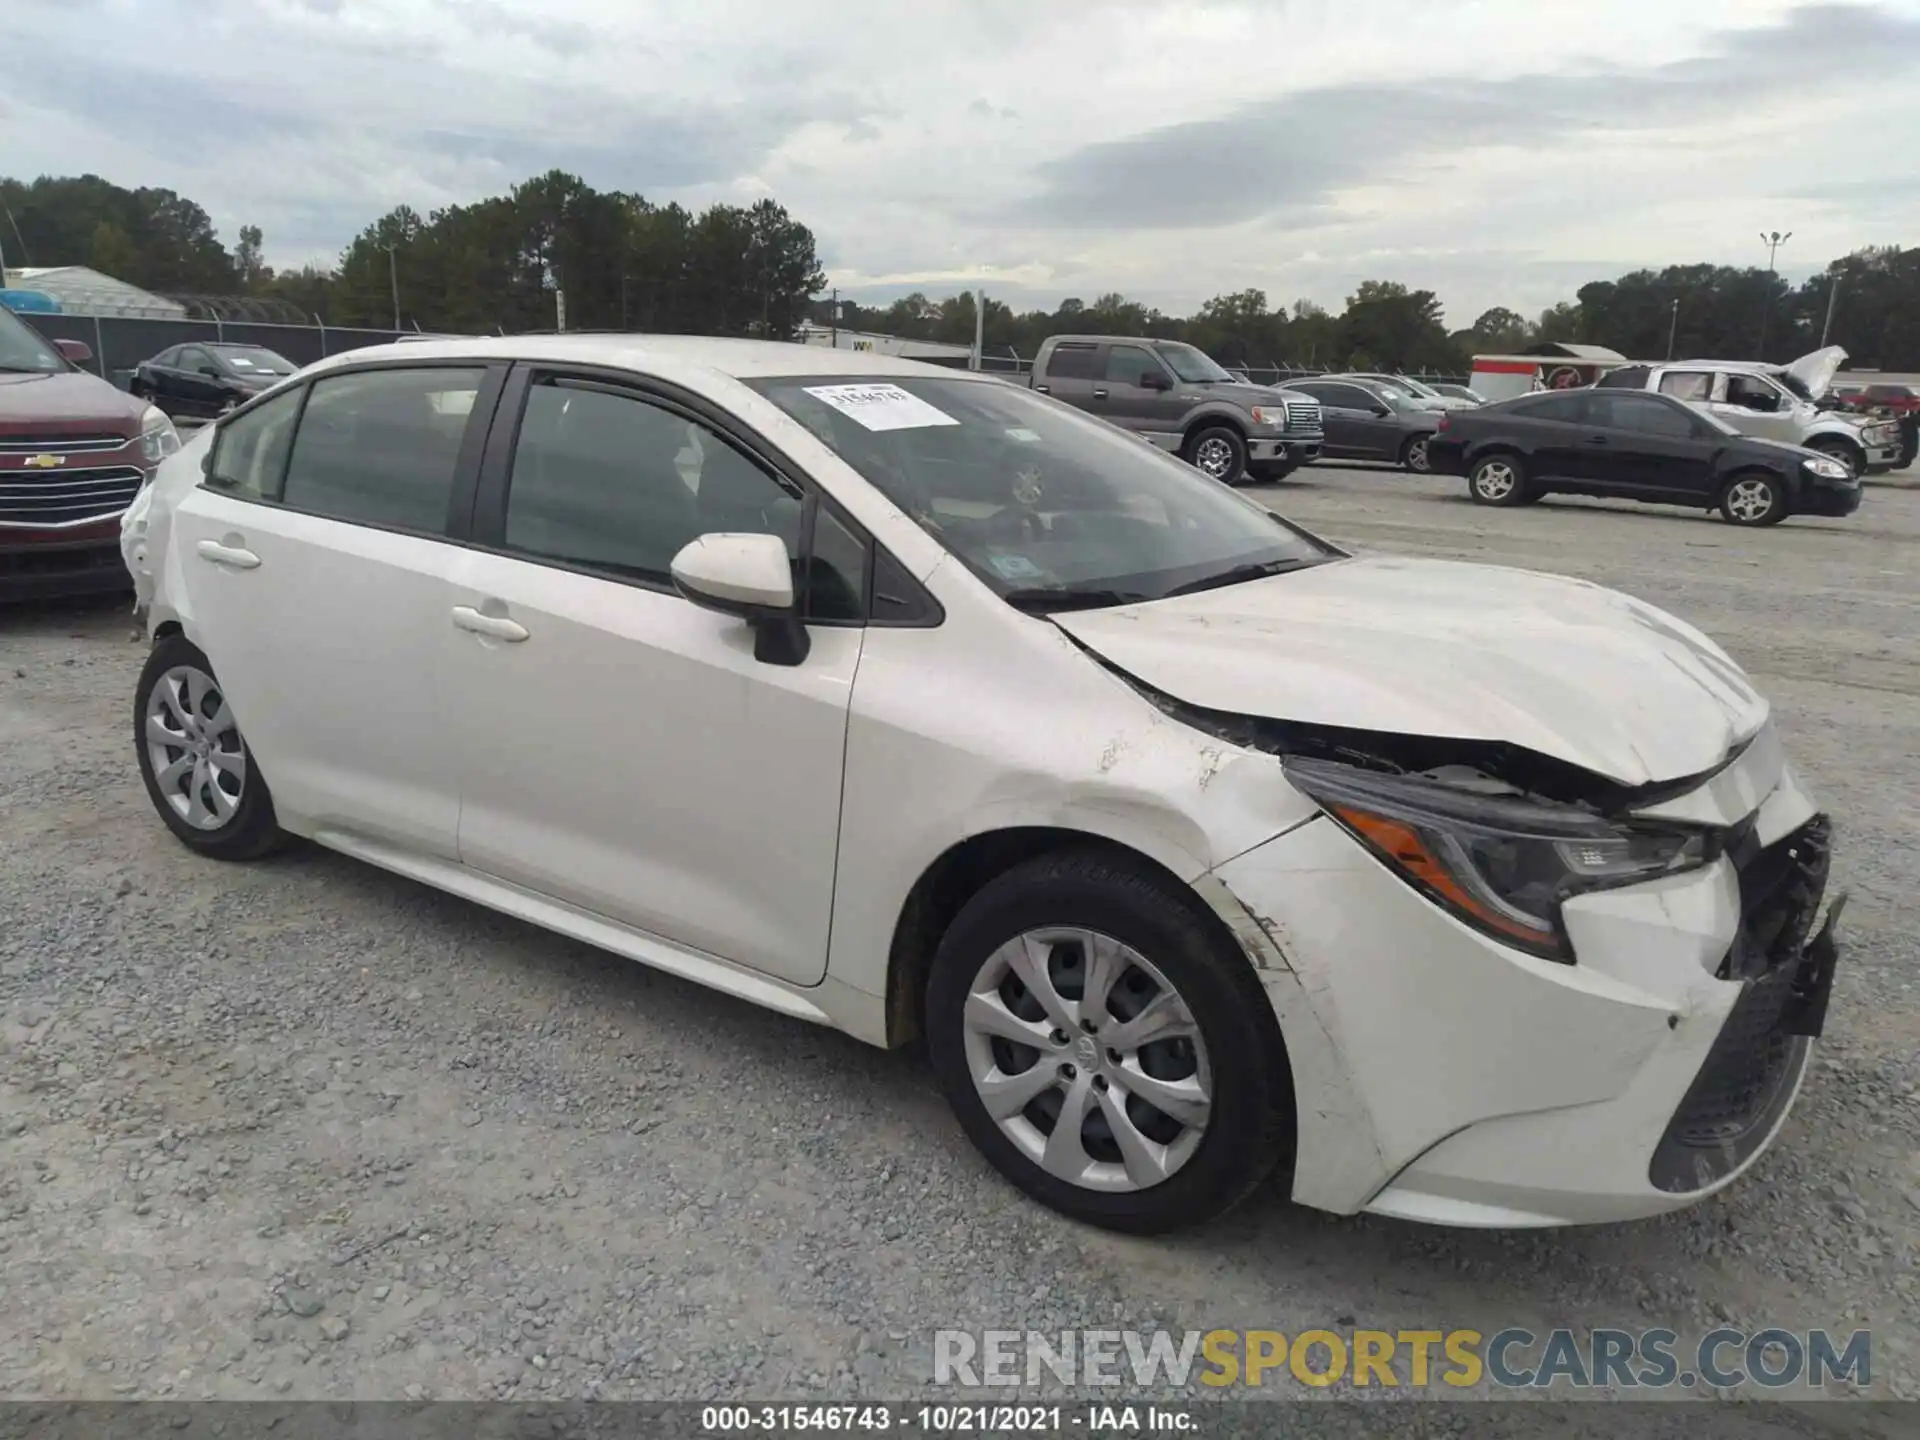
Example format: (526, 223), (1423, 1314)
(1648, 814), (1829, 1194)
(0, 433), (133, 456)
(0, 465), (147, 527)
(1283, 399), (1321, 432)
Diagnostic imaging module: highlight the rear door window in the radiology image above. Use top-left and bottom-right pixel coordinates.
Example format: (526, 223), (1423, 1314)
(1657, 371), (1714, 402)
(1044, 345), (1099, 381)
(279, 366), (485, 534)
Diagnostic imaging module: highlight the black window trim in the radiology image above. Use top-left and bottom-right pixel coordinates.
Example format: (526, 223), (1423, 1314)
(468, 361), (942, 631)
(199, 357), (509, 546)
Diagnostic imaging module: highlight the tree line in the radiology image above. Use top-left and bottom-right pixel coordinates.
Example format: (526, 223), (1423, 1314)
(4, 172), (1916, 371)
(828, 251), (1919, 375)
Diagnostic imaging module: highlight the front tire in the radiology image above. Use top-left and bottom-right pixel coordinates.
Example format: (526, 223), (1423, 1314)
(1468, 453), (1527, 505)
(1719, 471), (1787, 526)
(926, 849), (1292, 1235)
(134, 634), (286, 860)
(1182, 425), (1248, 485)
(1807, 438), (1863, 478)
(1245, 460), (1296, 485)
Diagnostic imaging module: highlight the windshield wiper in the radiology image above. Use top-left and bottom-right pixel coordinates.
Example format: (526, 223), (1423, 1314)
(1164, 557), (1321, 598)
(0, 363), (55, 374)
(1003, 587), (1149, 614)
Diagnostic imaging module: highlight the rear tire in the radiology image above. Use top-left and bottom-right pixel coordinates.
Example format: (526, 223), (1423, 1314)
(925, 848), (1292, 1235)
(1719, 471), (1787, 526)
(1182, 425), (1248, 485)
(1401, 434), (1433, 474)
(133, 634), (287, 861)
(1468, 453), (1528, 505)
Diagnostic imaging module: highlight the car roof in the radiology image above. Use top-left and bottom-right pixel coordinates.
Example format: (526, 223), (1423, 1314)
(1669, 359), (1782, 375)
(309, 333), (982, 383)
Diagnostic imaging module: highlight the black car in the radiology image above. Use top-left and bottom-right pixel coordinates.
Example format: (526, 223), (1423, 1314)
(1424, 388), (1862, 526)
(1277, 376), (1442, 472)
(130, 343), (298, 421)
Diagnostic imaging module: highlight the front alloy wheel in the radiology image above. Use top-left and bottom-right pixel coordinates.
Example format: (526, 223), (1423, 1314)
(1720, 472), (1786, 526)
(961, 928), (1212, 1193)
(926, 849), (1292, 1234)
(1183, 425), (1248, 484)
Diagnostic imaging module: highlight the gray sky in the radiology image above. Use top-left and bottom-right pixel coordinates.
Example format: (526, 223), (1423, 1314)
(6, 0), (1918, 327)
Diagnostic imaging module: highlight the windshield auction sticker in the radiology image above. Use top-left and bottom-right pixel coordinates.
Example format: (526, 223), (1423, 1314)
(805, 383), (960, 432)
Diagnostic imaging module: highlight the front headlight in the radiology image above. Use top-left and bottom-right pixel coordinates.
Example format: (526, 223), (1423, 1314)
(1866, 423), (1898, 444)
(1283, 757), (1713, 962)
(139, 405), (181, 465)
(1248, 406), (1294, 428)
(1804, 456), (1851, 481)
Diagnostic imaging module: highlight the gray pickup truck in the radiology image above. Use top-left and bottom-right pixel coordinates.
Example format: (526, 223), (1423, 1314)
(1026, 335), (1324, 483)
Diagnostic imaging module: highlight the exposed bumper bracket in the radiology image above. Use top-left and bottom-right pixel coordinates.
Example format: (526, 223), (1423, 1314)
(1781, 889), (1847, 1039)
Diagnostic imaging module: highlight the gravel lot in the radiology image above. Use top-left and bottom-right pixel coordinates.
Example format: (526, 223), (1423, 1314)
(1, 468), (1916, 1420)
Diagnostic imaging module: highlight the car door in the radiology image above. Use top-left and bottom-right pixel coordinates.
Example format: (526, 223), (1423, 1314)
(1032, 342), (1100, 415)
(1578, 392), (1718, 499)
(145, 347), (197, 416)
(176, 347), (228, 419)
(1499, 391), (1590, 483)
(440, 368), (867, 987)
(1321, 382), (1399, 457)
(1095, 342), (1183, 443)
(168, 361), (499, 858)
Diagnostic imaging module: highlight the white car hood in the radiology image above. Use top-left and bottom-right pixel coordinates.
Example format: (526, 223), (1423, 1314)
(1784, 345), (1846, 399)
(1053, 555), (1768, 788)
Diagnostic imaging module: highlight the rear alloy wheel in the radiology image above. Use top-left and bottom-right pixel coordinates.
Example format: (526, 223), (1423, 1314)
(1468, 454), (1527, 505)
(134, 634), (286, 860)
(1402, 434), (1433, 473)
(1720, 472), (1787, 526)
(1183, 425), (1248, 484)
(926, 849), (1291, 1234)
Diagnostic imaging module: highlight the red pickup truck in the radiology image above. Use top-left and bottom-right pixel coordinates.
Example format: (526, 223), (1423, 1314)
(0, 304), (180, 600)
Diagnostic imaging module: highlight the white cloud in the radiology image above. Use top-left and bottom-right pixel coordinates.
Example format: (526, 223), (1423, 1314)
(4, 0), (1916, 324)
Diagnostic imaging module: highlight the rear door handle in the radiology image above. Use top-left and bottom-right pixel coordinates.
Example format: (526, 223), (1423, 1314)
(195, 538), (260, 569)
(1092, 388), (1109, 399)
(1582, 434), (1611, 445)
(452, 605), (529, 642)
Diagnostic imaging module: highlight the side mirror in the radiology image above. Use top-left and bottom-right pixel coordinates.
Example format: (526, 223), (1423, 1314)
(1370, 404), (1390, 417)
(54, 338), (93, 365)
(200, 365), (223, 378)
(1140, 371), (1171, 391)
(670, 532), (809, 666)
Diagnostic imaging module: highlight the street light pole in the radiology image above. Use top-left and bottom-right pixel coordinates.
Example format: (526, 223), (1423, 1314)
(1757, 229), (1790, 360)
(1666, 297), (1679, 361)
(383, 243), (401, 331)
(1820, 273), (1841, 349)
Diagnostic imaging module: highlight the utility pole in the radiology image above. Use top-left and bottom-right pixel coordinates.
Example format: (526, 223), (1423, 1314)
(1820, 273), (1841, 348)
(1757, 229), (1790, 360)
(830, 287), (839, 348)
(1666, 298), (1679, 360)
(383, 243), (401, 331)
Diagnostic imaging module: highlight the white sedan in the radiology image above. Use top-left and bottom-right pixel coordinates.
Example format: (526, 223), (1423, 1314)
(122, 336), (1845, 1234)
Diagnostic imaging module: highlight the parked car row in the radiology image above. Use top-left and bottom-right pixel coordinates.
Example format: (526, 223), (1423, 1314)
(118, 334), (1847, 1235)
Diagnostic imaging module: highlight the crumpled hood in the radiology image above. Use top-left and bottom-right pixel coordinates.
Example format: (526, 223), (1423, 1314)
(1053, 555), (1768, 787)
(1784, 345), (1846, 400)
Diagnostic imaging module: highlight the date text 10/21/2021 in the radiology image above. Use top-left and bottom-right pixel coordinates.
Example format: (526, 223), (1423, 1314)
(701, 1405), (1192, 1432)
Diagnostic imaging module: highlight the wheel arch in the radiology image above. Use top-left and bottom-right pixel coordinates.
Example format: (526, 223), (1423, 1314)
(882, 825), (1284, 1062)
(1180, 410), (1248, 447)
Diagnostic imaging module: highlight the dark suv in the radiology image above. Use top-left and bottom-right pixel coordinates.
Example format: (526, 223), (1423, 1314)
(0, 305), (179, 600)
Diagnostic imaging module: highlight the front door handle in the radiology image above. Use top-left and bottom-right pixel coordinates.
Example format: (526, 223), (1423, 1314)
(196, 538), (260, 569)
(1092, 387), (1109, 399)
(1582, 434), (1611, 445)
(452, 605), (529, 642)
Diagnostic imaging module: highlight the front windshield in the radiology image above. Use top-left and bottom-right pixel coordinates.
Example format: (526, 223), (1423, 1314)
(212, 346), (296, 375)
(1154, 343), (1234, 384)
(0, 306), (65, 374)
(1772, 371), (1813, 403)
(748, 375), (1335, 610)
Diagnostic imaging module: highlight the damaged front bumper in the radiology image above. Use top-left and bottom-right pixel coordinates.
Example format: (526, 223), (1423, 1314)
(1209, 748), (1843, 1227)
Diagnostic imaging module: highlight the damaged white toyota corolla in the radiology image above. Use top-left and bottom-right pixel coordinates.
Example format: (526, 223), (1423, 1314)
(123, 337), (1846, 1234)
